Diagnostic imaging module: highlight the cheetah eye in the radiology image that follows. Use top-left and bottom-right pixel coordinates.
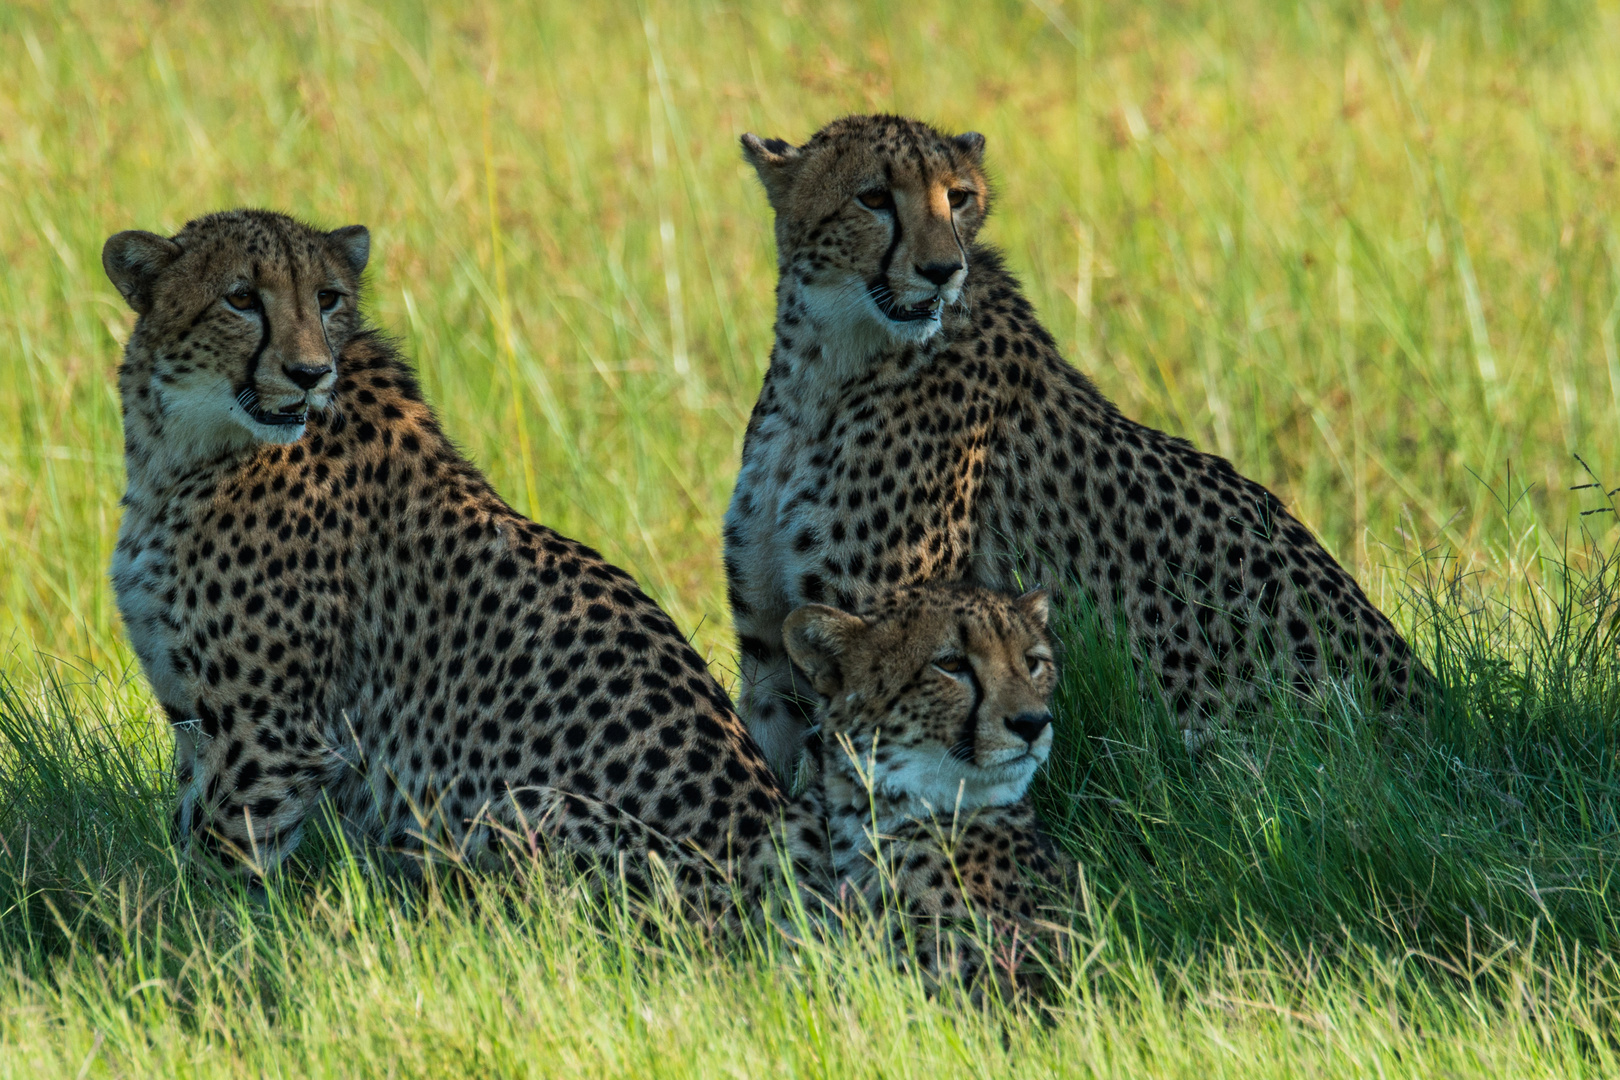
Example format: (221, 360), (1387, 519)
(317, 289), (342, 311)
(933, 655), (969, 676)
(857, 189), (894, 211)
(1026, 651), (1052, 677)
(224, 288), (257, 311)
(947, 188), (974, 210)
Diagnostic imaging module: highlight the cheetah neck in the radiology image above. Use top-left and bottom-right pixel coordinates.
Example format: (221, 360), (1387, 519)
(768, 265), (950, 416)
(816, 747), (970, 878)
(118, 351), (259, 508)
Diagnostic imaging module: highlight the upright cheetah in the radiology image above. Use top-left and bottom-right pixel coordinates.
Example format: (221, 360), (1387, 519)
(101, 209), (810, 906)
(725, 115), (1423, 775)
(784, 583), (1069, 990)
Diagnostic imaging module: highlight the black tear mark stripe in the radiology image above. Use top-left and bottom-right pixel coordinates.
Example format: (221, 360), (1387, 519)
(948, 203), (968, 269)
(319, 313), (335, 364)
(876, 161), (903, 281)
(245, 306), (272, 391)
(318, 279), (337, 364)
(953, 621), (983, 759)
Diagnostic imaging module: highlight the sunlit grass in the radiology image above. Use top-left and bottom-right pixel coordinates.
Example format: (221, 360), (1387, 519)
(1, 0), (1618, 1074)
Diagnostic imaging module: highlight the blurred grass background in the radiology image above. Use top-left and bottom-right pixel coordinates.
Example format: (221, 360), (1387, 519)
(3, 0), (1617, 672)
(1, 0), (1619, 1074)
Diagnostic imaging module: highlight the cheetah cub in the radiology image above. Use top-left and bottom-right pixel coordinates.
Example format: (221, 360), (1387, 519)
(783, 583), (1068, 988)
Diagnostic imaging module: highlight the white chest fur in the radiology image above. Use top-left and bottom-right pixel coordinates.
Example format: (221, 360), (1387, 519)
(111, 494), (189, 711)
(728, 406), (831, 605)
(821, 764), (928, 882)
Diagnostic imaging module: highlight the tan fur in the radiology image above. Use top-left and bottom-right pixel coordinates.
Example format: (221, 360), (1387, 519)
(104, 209), (819, 910)
(726, 115), (1423, 777)
(784, 583), (1068, 991)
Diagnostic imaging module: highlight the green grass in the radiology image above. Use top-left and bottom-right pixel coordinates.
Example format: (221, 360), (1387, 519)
(2, 0), (1619, 1074)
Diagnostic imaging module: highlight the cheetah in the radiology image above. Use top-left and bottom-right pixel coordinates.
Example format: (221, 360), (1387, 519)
(725, 114), (1424, 776)
(783, 583), (1068, 989)
(101, 209), (810, 906)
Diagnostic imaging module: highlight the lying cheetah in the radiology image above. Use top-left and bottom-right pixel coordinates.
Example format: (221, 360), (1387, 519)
(726, 114), (1424, 775)
(783, 583), (1068, 989)
(101, 209), (807, 905)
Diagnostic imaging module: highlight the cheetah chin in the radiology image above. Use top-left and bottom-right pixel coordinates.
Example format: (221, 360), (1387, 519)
(866, 282), (944, 324)
(873, 746), (1044, 815)
(797, 277), (946, 374)
(235, 386), (310, 430)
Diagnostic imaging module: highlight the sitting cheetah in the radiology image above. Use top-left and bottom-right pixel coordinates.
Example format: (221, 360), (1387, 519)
(725, 114), (1424, 775)
(101, 209), (809, 905)
(783, 583), (1068, 990)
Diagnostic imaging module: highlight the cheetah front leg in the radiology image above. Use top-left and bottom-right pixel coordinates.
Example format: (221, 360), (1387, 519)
(171, 719), (205, 842)
(505, 785), (832, 925)
(176, 713), (349, 876)
(725, 455), (826, 781)
(850, 827), (1043, 1001)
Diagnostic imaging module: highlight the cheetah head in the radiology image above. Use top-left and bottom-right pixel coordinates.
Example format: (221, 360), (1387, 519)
(742, 115), (989, 357)
(103, 210), (370, 450)
(783, 583), (1055, 814)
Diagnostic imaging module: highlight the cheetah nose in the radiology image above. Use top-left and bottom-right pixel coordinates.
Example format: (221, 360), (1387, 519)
(915, 261), (964, 287)
(1004, 712), (1052, 746)
(283, 362), (332, 391)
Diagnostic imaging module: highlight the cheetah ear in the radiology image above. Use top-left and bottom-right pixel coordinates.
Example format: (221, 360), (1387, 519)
(953, 131), (986, 164)
(782, 604), (867, 697)
(1016, 589), (1051, 629)
(740, 133), (804, 211)
(102, 230), (182, 315)
(327, 225), (371, 277)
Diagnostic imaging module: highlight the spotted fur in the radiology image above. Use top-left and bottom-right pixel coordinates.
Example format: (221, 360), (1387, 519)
(726, 114), (1423, 775)
(103, 209), (814, 907)
(784, 583), (1068, 990)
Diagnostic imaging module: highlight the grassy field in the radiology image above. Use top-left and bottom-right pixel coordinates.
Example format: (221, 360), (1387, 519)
(2, 0), (1619, 1074)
